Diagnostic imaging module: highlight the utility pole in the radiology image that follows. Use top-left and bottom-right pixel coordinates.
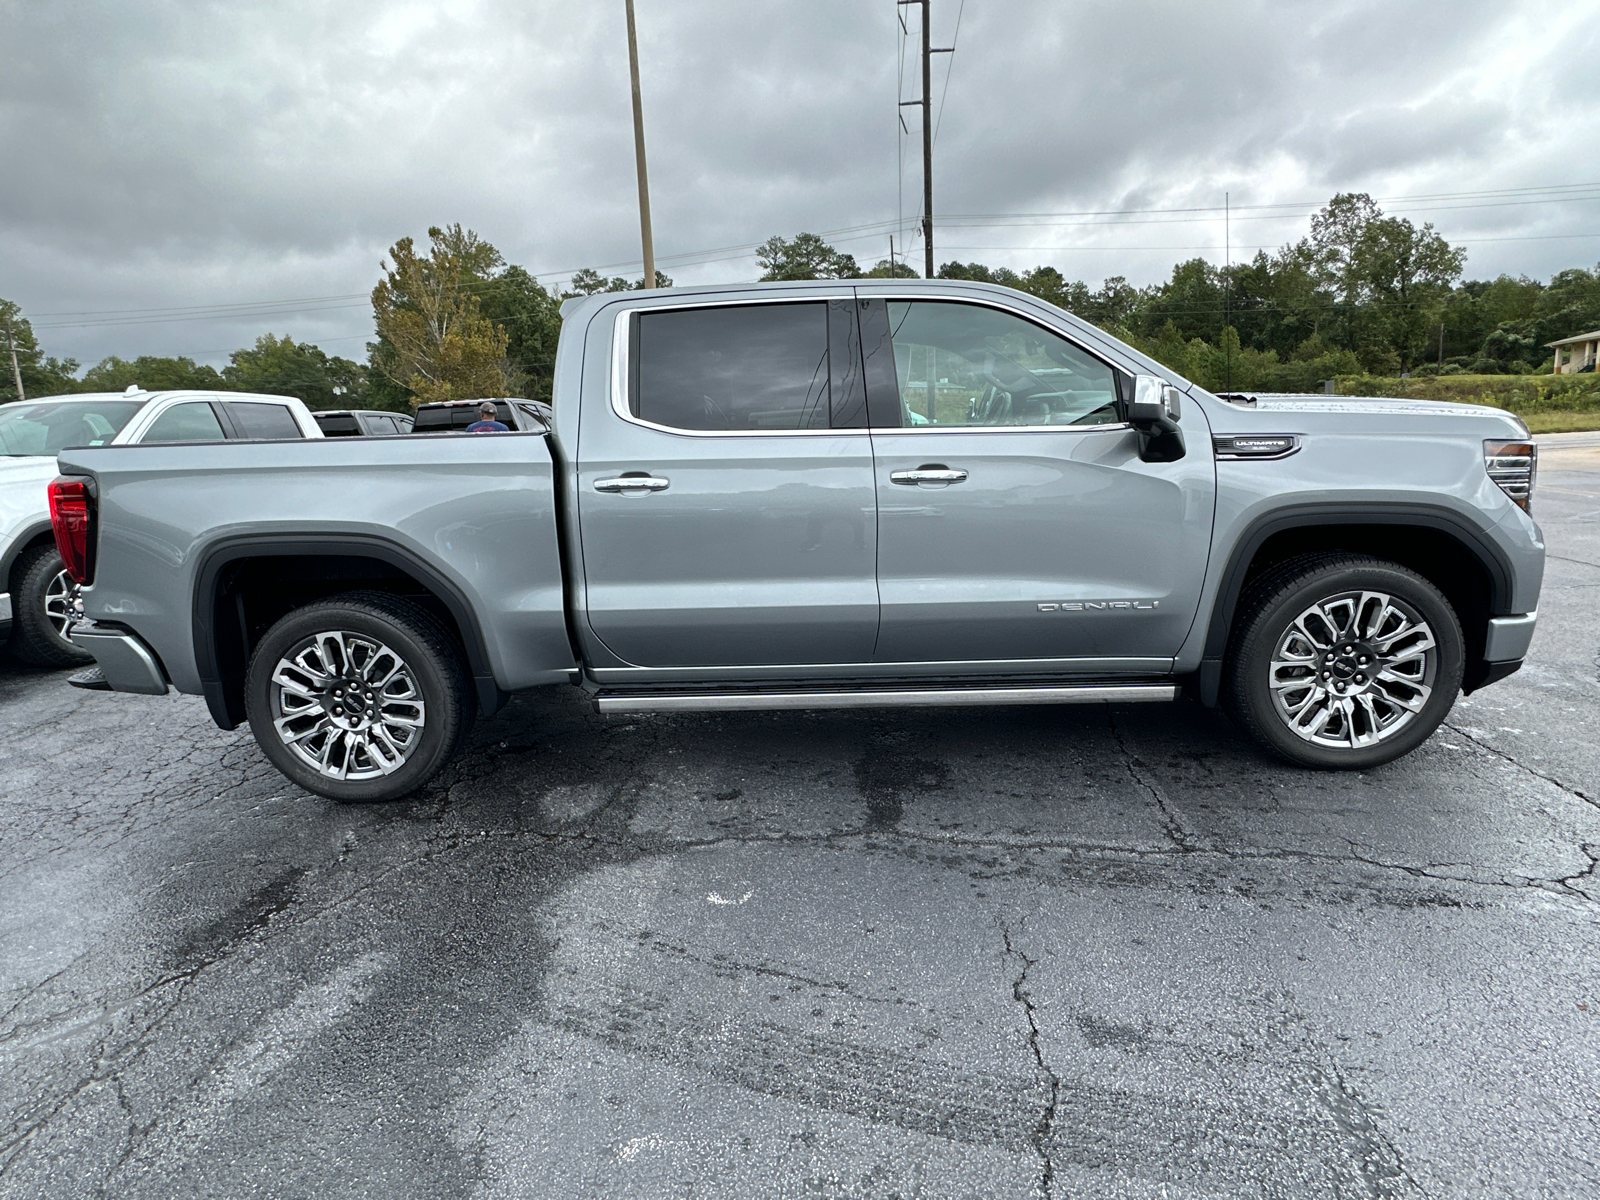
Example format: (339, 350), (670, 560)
(1223, 191), (1231, 393)
(899, 1), (952, 278)
(4, 315), (23, 402)
(624, 0), (656, 289)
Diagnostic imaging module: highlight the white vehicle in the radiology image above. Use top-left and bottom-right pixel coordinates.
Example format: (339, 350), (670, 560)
(1, 388), (321, 666)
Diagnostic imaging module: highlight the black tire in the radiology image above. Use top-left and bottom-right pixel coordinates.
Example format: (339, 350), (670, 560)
(9, 545), (94, 668)
(244, 592), (475, 802)
(1224, 553), (1464, 770)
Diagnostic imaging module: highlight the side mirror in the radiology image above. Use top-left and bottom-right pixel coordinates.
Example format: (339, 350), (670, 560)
(1126, 374), (1186, 463)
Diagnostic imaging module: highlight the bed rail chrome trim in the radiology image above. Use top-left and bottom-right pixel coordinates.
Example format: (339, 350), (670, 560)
(595, 683), (1178, 713)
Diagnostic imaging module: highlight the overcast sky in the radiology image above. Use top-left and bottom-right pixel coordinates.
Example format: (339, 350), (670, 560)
(4, 0), (1598, 370)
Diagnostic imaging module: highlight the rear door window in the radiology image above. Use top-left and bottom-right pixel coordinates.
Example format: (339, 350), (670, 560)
(631, 303), (829, 431)
(226, 401), (303, 439)
(140, 401), (227, 443)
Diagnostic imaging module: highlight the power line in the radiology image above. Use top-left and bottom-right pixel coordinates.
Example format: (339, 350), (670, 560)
(23, 181), (1600, 331)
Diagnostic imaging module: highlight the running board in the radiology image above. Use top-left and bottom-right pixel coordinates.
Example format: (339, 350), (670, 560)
(594, 683), (1179, 714)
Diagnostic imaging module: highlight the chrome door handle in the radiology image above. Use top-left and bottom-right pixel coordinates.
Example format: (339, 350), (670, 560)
(593, 475), (670, 493)
(890, 467), (968, 485)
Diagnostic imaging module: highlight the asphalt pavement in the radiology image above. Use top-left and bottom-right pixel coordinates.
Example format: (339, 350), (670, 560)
(2, 466), (1597, 1199)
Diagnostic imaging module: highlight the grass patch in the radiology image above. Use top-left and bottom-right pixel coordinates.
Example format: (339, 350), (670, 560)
(1519, 411), (1600, 434)
(1335, 373), (1600, 419)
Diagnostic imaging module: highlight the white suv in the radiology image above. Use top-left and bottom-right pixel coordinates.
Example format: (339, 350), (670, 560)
(1, 388), (321, 666)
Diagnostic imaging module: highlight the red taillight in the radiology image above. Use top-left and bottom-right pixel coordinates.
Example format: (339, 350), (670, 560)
(49, 478), (94, 585)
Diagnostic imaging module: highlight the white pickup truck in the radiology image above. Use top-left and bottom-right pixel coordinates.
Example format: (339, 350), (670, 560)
(2, 388), (320, 665)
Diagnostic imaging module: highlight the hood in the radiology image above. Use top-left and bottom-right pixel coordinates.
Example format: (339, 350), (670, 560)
(0, 455), (59, 491)
(1244, 393), (1509, 418)
(1208, 392), (1529, 439)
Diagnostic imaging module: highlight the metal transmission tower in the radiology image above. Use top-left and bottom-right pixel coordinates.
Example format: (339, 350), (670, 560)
(898, 1), (952, 278)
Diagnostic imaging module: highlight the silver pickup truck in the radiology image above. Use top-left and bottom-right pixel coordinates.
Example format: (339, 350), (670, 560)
(51, 279), (1544, 802)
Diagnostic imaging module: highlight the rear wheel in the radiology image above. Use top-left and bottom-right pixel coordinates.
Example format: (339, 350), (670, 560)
(1225, 554), (1464, 769)
(244, 592), (475, 802)
(10, 546), (94, 668)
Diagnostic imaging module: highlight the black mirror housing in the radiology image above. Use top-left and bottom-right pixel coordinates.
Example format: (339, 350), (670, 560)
(1126, 374), (1186, 462)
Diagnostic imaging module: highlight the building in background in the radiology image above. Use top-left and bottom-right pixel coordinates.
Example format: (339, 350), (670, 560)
(1548, 329), (1600, 374)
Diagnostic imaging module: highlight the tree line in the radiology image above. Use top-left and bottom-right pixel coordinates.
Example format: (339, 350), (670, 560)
(3, 194), (1597, 410)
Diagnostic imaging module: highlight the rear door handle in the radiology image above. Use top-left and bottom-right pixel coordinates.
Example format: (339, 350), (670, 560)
(890, 466), (968, 485)
(594, 475), (670, 493)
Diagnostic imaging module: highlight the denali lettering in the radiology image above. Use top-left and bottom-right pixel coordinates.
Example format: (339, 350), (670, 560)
(1037, 600), (1161, 612)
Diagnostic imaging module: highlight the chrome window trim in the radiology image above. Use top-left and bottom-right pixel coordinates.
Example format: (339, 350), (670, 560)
(857, 291), (1135, 435)
(608, 296), (862, 439)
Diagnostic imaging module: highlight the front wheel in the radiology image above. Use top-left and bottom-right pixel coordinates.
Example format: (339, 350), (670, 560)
(244, 592), (475, 802)
(1225, 554), (1464, 770)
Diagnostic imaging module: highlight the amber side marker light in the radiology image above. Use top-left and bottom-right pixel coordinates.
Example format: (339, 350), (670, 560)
(49, 477), (94, 585)
(1483, 440), (1536, 513)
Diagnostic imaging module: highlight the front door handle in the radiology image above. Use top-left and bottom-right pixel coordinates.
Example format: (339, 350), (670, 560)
(594, 475), (670, 493)
(890, 465), (968, 485)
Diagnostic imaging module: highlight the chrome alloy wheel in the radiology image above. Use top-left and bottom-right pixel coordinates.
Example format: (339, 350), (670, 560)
(1268, 590), (1438, 750)
(268, 631), (426, 780)
(44, 568), (84, 646)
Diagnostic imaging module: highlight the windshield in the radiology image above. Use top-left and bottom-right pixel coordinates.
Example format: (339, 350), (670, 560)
(0, 400), (146, 456)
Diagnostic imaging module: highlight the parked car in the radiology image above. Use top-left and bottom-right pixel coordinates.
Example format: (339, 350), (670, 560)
(313, 409), (414, 437)
(55, 280), (1542, 801)
(1, 388), (320, 666)
(410, 398), (552, 434)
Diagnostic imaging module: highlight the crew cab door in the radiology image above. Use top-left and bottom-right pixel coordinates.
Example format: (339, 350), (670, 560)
(576, 295), (878, 668)
(861, 296), (1214, 666)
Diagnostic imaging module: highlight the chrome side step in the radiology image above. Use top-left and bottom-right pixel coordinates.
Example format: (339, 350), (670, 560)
(594, 683), (1179, 714)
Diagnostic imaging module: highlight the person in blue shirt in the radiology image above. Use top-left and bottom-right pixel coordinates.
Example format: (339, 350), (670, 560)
(465, 402), (510, 433)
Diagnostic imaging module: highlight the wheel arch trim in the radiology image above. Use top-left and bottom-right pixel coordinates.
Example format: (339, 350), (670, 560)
(1197, 502), (1515, 706)
(192, 533), (502, 730)
(2, 520), (57, 587)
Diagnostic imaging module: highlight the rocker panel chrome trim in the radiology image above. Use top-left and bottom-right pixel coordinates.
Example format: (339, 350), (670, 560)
(595, 683), (1179, 713)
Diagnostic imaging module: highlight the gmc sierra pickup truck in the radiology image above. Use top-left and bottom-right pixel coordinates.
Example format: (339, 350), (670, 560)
(51, 279), (1544, 802)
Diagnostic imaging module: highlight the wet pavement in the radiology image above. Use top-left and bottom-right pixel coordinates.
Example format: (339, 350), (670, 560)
(2, 466), (1597, 1199)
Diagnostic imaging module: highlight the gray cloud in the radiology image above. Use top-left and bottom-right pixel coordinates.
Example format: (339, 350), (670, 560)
(2, 0), (1596, 370)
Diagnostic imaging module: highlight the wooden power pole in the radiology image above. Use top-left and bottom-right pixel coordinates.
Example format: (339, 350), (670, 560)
(625, 0), (656, 289)
(899, 1), (952, 278)
(4, 316), (23, 402)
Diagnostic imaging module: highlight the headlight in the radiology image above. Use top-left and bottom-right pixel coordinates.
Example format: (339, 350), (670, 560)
(1484, 439), (1536, 512)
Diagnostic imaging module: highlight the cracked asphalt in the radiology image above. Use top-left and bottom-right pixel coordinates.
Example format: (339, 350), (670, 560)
(3, 461), (1599, 1199)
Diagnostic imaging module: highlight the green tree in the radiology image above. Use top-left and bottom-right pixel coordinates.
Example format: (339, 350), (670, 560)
(479, 265), (563, 400)
(0, 298), (81, 401)
(862, 257), (919, 278)
(562, 268), (671, 297)
(370, 225), (512, 406)
(756, 233), (859, 281)
(79, 355), (227, 392)
(222, 334), (367, 409)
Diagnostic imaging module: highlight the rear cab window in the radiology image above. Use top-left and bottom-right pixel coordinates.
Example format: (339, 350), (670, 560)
(315, 413), (361, 437)
(412, 402), (517, 434)
(629, 303), (832, 432)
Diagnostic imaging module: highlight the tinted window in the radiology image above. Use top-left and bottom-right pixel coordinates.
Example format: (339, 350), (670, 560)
(412, 402), (513, 433)
(228, 402), (303, 439)
(371, 416), (400, 434)
(315, 413), (361, 436)
(633, 303), (829, 431)
(883, 301), (1120, 428)
(141, 401), (226, 443)
(0, 400), (145, 455)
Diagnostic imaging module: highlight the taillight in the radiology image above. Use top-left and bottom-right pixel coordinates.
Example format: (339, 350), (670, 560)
(49, 477), (94, 585)
(1484, 440), (1536, 513)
